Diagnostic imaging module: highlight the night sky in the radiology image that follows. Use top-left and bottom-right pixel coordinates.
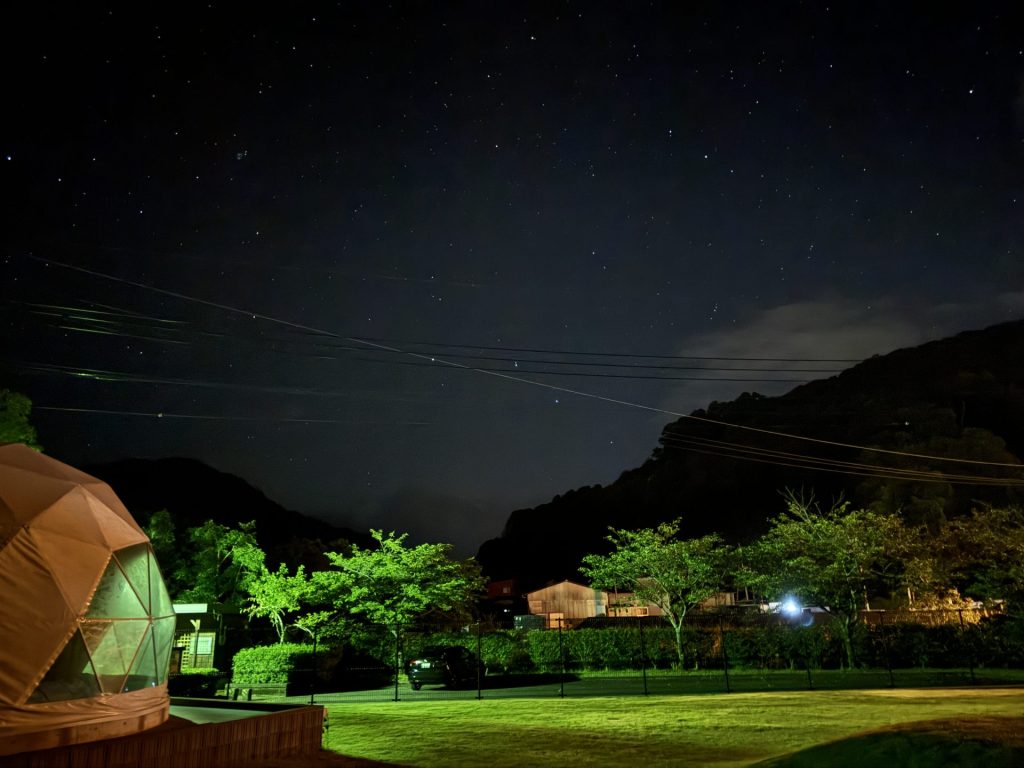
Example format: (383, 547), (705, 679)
(3, 3), (1023, 555)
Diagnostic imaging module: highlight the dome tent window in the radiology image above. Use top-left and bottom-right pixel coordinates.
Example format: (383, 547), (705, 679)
(28, 543), (176, 702)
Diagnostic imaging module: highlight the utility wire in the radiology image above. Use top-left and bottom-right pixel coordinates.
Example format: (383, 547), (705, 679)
(15, 300), (848, 372)
(658, 432), (1024, 485)
(35, 406), (430, 425)
(657, 438), (1020, 485)
(27, 255), (1024, 472)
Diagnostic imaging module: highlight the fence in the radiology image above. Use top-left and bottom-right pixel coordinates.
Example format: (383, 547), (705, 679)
(249, 608), (1024, 703)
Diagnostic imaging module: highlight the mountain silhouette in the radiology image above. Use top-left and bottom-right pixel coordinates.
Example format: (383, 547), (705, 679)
(85, 456), (372, 569)
(478, 319), (1024, 589)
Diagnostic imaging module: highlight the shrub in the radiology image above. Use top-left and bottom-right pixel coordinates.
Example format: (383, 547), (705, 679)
(526, 629), (567, 670)
(231, 643), (314, 686)
(479, 630), (532, 673)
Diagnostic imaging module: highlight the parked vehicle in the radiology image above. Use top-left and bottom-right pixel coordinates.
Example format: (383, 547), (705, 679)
(405, 645), (478, 690)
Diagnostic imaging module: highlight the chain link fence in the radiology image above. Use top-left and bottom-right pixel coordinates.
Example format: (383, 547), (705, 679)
(243, 608), (1024, 703)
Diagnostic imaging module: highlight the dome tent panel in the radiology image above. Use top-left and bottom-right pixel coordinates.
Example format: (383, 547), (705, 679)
(29, 489), (110, 546)
(0, 532), (77, 706)
(150, 553), (175, 620)
(0, 465), (79, 530)
(80, 619), (150, 694)
(0, 503), (17, 547)
(80, 488), (148, 550)
(87, 554), (149, 619)
(124, 625), (160, 692)
(26, 630), (101, 704)
(76, 476), (145, 532)
(26, 528), (109, 609)
(115, 542), (153, 612)
(152, 615), (176, 684)
(0, 445), (96, 484)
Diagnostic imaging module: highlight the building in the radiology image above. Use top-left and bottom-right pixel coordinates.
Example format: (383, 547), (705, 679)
(525, 580), (738, 627)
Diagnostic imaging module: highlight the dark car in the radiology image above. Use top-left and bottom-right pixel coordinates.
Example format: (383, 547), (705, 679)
(405, 645), (478, 690)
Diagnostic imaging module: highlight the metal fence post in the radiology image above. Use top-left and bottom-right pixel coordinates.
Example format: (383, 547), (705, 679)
(557, 617), (566, 698)
(881, 611), (895, 688)
(476, 621), (483, 700)
(958, 609), (976, 683)
(309, 631), (318, 705)
(638, 619), (649, 696)
(394, 622), (401, 702)
(719, 615), (731, 693)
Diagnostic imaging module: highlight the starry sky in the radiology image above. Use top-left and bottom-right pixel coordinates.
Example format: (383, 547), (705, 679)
(3, 3), (1023, 555)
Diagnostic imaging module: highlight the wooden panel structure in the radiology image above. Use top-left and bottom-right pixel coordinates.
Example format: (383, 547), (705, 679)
(0, 704), (325, 768)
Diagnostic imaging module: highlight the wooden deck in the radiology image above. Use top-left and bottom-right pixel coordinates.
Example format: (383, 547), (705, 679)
(0, 701), (325, 768)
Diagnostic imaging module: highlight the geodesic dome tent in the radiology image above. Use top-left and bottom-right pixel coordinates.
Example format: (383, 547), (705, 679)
(0, 443), (175, 756)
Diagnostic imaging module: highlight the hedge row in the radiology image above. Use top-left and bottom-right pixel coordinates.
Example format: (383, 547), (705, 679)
(231, 643), (314, 685)
(404, 615), (1024, 672)
(231, 616), (1024, 683)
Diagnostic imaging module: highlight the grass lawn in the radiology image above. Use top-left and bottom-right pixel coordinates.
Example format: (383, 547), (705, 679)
(324, 687), (1024, 767)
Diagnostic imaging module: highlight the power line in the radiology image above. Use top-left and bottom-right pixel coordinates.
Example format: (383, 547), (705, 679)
(28, 255), (1024, 472)
(658, 432), (1024, 486)
(12, 299), (856, 370)
(35, 406), (431, 425)
(353, 336), (865, 363)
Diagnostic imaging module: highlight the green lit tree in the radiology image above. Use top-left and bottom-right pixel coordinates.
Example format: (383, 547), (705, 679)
(744, 492), (901, 668)
(317, 530), (485, 634)
(580, 520), (731, 668)
(244, 563), (314, 643)
(0, 388), (41, 449)
(176, 520), (267, 610)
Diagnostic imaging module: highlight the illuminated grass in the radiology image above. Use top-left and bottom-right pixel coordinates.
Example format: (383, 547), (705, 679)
(324, 688), (1024, 767)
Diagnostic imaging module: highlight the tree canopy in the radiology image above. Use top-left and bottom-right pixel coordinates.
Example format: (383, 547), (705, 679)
(580, 519), (731, 667)
(318, 529), (485, 631)
(0, 388), (40, 449)
(742, 492), (901, 667)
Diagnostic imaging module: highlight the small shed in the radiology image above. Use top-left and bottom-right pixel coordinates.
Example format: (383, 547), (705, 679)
(526, 580), (607, 628)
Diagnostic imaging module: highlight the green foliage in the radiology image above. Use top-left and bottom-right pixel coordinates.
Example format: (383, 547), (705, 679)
(525, 629), (563, 670)
(580, 519), (731, 667)
(743, 492), (901, 668)
(176, 520), (266, 609)
(936, 507), (1024, 604)
(478, 630), (533, 673)
(524, 626), (690, 671)
(317, 530), (485, 631)
(244, 563), (313, 643)
(144, 509), (184, 592)
(231, 643), (314, 686)
(0, 389), (40, 449)
(973, 614), (1024, 667)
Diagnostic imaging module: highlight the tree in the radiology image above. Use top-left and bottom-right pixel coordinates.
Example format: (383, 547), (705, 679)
(932, 506), (1024, 605)
(580, 520), (731, 669)
(143, 509), (188, 596)
(0, 388), (41, 449)
(744, 492), (901, 668)
(176, 520), (267, 610)
(317, 530), (485, 633)
(244, 563), (314, 643)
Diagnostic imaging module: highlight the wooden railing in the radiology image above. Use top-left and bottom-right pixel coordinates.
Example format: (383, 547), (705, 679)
(0, 704), (325, 768)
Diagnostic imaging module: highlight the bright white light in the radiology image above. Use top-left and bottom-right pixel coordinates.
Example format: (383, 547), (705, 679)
(781, 596), (802, 617)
